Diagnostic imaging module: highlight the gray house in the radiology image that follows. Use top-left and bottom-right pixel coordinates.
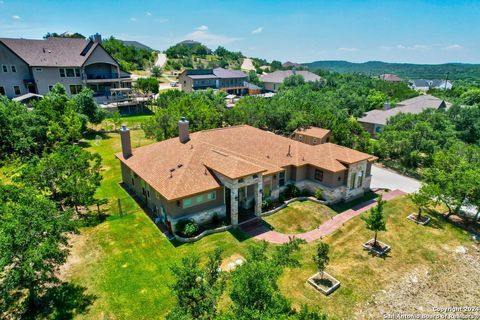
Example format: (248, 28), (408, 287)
(0, 36), (131, 99)
(260, 70), (321, 92)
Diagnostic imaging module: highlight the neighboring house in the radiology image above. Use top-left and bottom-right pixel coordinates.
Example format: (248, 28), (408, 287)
(358, 94), (452, 137)
(292, 127), (331, 145)
(0, 36), (131, 99)
(178, 68), (260, 95)
(409, 79), (452, 91)
(282, 61), (303, 68)
(260, 70), (321, 92)
(117, 120), (376, 233)
(379, 73), (402, 82)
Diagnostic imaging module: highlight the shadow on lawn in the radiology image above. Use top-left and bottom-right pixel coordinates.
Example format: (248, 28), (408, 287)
(79, 130), (113, 148)
(32, 282), (96, 320)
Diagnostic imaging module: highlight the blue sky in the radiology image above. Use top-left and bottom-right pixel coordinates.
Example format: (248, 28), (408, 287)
(1, 0), (479, 64)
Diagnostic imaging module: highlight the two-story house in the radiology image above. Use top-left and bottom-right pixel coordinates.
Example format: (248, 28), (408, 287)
(117, 120), (377, 233)
(0, 36), (131, 100)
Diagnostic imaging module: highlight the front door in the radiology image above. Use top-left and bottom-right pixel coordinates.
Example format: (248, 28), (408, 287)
(27, 83), (36, 93)
(225, 187), (231, 216)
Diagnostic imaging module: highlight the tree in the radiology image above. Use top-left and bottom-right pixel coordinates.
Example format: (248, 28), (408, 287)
(281, 74), (305, 89)
(17, 145), (103, 212)
(135, 77), (159, 95)
(313, 242), (330, 279)
(0, 184), (75, 317)
(361, 195), (387, 247)
(151, 65), (162, 78)
(73, 87), (106, 124)
(460, 88), (480, 106)
(167, 248), (225, 320)
(102, 36), (154, 71)
(410, 190), (431, 222)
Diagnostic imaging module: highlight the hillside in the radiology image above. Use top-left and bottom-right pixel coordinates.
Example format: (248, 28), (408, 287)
(304, 60), (480, 81)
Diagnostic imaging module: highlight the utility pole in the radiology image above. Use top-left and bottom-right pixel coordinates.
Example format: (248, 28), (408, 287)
(444, 71), (450, 90)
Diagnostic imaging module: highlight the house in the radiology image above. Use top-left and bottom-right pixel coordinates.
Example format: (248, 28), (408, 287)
(379, 73), (402, 82)
(260, 70), (321, 92)
(292, 127), (331, 145)
(178, 68), (260, 95)
(409, 79), (452, 91)
(282, 61), (303, 68)
(358, 94), (452, 137)
(0, 36), (131, 100)
(117, 120), (376, 233)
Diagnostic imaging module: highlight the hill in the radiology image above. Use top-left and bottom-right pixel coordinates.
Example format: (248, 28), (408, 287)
(304, 60), (480, 81)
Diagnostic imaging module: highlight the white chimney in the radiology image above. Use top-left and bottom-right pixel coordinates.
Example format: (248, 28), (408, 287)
(178, 117), (190, 143)
(120, 125), (132, 158)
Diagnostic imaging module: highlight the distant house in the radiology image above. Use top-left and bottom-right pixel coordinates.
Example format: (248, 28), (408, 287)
(0, 36), (131, 100)
(409, 79), (452, 91)
(292, 127), (331, 145)
(178, 68), (260, 95)
(177, 40), (201, 47)
(379, 73), (402, 82)
(358, 94), (452, 137)
(117, 121), (377, 232)
(282, 61), (303, 68)
(260, 70), (321, 92)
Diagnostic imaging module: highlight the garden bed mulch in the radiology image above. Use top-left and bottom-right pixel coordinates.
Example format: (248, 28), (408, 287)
(307, 271), (340, 295)
(407, 213), (431, 225)
(363, 239), (391, 256)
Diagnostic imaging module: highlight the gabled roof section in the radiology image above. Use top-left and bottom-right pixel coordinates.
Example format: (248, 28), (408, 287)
(294, 127), (331, 140)
(212, 68), (247, 79)
(260, 70), (321, 83)
(0, 37), (98, 67)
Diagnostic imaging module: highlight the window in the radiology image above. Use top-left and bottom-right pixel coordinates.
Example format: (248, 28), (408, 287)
(10, 65), (16, 73)
(279, 171), (286, 187)
(35, 68), (43, 72)
(263, 176), (272, 198)
(195, 194), (204, 203)
(357, 171), (364, 188)
(13, 86), (21, 95)
(182, 198), (193, 208)
(59, 69), (65, 77)
(66, 68), (75, 77)
(69, 85), (83, 95)
(207, 191), (216, 200)
(48, 85), (53, 92)
(314, 169), (324, 182)
(298, 134), (303, 141)
(182, 191), (216, 208)
(75, 68), (81, 77)
(350, 172), (356, 190)
(313, 138), (318, 144)
(2, 65), (8, 72)
(0, 86), (5, 95)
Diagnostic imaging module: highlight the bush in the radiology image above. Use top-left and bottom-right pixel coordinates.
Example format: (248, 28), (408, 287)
(175, 219), (199, 237)
(262, 198), (274, 211)
(284, 184), (300, 199)
(314, 189), (323, 200)
(211, 212), (221, 226)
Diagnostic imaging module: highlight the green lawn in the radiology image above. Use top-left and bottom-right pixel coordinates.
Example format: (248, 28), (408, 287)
(62, 130), (473, 319)
(263, 200), (337, 233)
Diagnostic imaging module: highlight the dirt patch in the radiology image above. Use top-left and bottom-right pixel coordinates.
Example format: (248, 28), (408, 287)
(220, 253), (245, 272)
(354, 245), (480, 319)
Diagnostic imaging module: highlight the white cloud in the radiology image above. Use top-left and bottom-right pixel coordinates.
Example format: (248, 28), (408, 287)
(251, 27), (263, 34)
(397, 44), (405, 49)
(12, 15), (21, 20)
(444, 44), (464, 51)
(130, 17), (137, 22)
(184, 26), (241, 46)
(146, 11), (152, 16)
(338, 47), (359, 52)
(155, 17), (169, 23)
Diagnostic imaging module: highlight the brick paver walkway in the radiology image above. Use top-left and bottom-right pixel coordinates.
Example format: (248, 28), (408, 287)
(240, 189), (406, 244)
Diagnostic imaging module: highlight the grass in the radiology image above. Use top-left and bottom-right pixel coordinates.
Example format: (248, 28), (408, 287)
(263, 200), (337, 233)
(61, 129), (474, 319)
(329, 191), (379, 213)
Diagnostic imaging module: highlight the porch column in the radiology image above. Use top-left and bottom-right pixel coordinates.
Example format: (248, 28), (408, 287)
(254, 181), (262, 217)
(231, 188), (239, 226)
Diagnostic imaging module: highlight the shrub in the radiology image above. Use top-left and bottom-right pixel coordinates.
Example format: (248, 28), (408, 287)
(285, 184), (300, 199)
(262, 198), (274, 211)
(211, 212), (221, 226)
(314, 189), (323, 200)
(175, 219), (199, 237)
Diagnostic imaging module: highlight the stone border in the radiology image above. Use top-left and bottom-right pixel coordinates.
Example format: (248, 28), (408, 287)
(407, 213), (431, 225)
(261, 197), (328, 217)
(362, 239), (391, 256)
(173, 225), (232, 243)
(307, 271), (340, 295)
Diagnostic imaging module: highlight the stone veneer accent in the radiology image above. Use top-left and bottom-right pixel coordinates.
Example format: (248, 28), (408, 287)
(170, 205), (226, 232)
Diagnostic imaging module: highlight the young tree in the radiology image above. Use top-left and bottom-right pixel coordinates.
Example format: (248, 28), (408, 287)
(150, 65), (162, 78)
(410, 190), (431, 222)
(361, 195), (387, 247)
(135, 77), (159, 95)
(0, 184), (75, 317)
(73, 88), (107, 124)
(313, 242), (330, 279)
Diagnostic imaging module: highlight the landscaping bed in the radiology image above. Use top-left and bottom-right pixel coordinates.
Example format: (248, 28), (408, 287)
(362, 239), (391, 256)
(407, 213), (431, 225)
(307, 272), (340, 295)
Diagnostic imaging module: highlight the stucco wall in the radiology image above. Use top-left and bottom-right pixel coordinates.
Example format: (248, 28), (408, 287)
(0, 42), (31, 98)
(178, 72), (193, 92)
(84, 45), (119, 67)
(33, 67), (83, 95)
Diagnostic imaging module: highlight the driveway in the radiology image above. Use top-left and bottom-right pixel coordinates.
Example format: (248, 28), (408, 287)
(370, 165), (421, 194)
(155, 53), (167, 68)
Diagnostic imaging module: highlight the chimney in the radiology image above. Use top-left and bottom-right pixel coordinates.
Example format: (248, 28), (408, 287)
(178, 117), (190, 143)
(93, 33), (102, 43)
(120, 125), (132, 159)
(383, 102), (391, 110)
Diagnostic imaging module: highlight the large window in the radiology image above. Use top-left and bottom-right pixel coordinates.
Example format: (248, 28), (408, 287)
(350, 172), (356, 190)
(13, 86), (21, 95)
(182, 191), (216, 208)
(59, 69), (66, 77)
(59, 68), (79, 78)
(263, 176), (272, 198)
(314, 169), (324, 182)
(66, 68), (75, 77)
(357, 171), (364, 188)
(279, 171), (286, 187)
(0, 86), (5, 95)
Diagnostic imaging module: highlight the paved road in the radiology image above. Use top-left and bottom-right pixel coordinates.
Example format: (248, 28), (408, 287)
(155, 53), (167, 68)
(370, 165), (421, 194)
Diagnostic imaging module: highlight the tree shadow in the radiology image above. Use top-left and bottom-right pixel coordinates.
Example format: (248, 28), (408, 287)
(34, 282), (96, 319)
